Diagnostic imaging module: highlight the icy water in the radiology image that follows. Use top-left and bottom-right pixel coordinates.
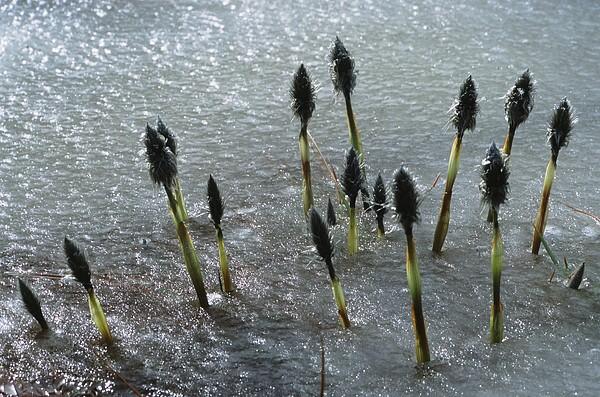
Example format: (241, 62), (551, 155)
(1, 0), (600, 395)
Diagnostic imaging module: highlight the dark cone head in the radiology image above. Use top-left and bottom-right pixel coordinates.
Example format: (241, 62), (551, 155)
(145, 123), (178, 188)
(327, 198), (337, 227)
(567, 263), (585, 290)
(392, 167), (420, 232)
(505, 69), (535, 129)
(341, 148), (362, 208)
(309, 208), (334, 263)
(372, 173), (388, 217)
(207, 174), (224, 226)
(451, 75), (479, 136)
(479, 142), (510, 210)
(329, 36), (356, 97)
(290, 64), (316, 125)
(18, 278), (49, 330)
(156, 116), (177, 156)
(547, 97), (576, 160)
(64, 237), (93, 291)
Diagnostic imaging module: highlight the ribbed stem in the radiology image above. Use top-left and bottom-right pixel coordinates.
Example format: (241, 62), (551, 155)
(347, 206), (358, 255)
(502, 124), (517, 157)
(344, 93), (368, 209)
(174, 177), (188, 221)
(87, 289), (113, 344)
(299, 124), (314, 217)
(490, 210), (504, 344)
(166, 187), (209, 310)
(330, 276), (351, 329)
(433, 134), (462, 253)
(216, 226), (233, 293)
(406, 232), (430, 363)
(532, 158), (556, 255)
(376, 216), (385, 239)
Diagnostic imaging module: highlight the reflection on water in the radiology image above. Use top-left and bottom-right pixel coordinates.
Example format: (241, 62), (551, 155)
(1, 0), (599, 395)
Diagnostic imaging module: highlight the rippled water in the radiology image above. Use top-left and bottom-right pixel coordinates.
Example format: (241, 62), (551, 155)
(1, 0), (599, 395)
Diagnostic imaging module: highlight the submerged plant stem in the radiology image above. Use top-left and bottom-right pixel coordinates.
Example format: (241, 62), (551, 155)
(87, 289), (113, 344)
(405, 232), (430, 363)
(216, 226), (233, 293)
(376, 217), (385, 239)
(347, 206), (358, 255)
(166, 187), (209, 309)
(174, 178), (188, 221)
(330, 275), (351, 329)
(433, 135), (462, 253)
(532, 158), (556, 254)
(299, 124), (314, 217)
(490, 210), (504, 343)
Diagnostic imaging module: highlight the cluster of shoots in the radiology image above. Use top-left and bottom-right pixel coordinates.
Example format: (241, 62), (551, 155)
(531, 98), (576, 254)
(309, 208), (350, 329)
(64, 237), (113, 344)
(207, 175), (233, 293)
(479, 143), (510, 343)
(341, 148), (363, 255)
(145, 119), (209, 309)
(393, 167), (430, 362)
(17, 279), (49, 331)
(291, 64), (316, 217)
(330, 37), (370, 210)
(432, 76), (479, 253)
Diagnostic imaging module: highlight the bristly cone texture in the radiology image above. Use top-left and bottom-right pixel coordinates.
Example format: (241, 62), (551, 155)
(372, 173), (388, 218)
(329, 36), (356, 97)
(207, 175), (224, 226)
(156, 116), (177, 156)
(290, 64), (316, 125)
(480, 142), (510, 211)
(505, 69), (535, 129)
(18, 278), (49, 330)
(145, 123), (178, 188)
(547, 97), (576, 161)
(64, 237), (93, 291)
(341, 148), (362, 208)
(393, 167), (420, 233)
(451, 75), (479, 136)
(309, 208), (334, 265)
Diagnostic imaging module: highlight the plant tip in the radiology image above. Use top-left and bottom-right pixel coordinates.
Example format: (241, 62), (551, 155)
(17, 278), (49, 330)
(393, 167), (420, 232)
(480, 142), (510, 210)
(547, 97), (576, 160)
(505, 69), (535, 129)
(144, 123), (178, 188)
(327, 198), (337, 227)
(329, 36), (356, 97)
(341, 148), (362, 208)
(309, 208), (334, 264)
(207, 174), (224, 226)
(451, 75), (479, 135)
(372, 173), (388, 216)
(64, 236), (93, 291)
(290, 64), (316, 125)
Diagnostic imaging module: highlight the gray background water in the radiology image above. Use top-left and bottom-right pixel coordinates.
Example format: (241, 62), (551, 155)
(1, 0), (599, 395)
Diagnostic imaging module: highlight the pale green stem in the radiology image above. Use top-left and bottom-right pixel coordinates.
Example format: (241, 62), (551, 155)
(216, 225), (233, 293)
(406, 232), (431, 363)
(347, 206), (358, 255)
(87, 289), (113, 344)
(433, 134), (462, 253)
(299, 124), (314, 217)
(330, 276), (351, 329)
(174, 177), (188, 221)
(490, 210), (504, 344)
(532, 158), (556, 255)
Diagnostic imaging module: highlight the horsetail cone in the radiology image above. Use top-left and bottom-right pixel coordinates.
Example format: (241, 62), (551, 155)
(144, 123), (209, 309)
(532, 98), (576, 255)
(341, 148), (362, 255)
(480, 142), (510, 343)
(502, 69), (535, 156)
(64, 237), (113, 344)
(291, 64), (316, 217)
(329, 37), (370, 210)
(433, 76), (479, 253)
(372, 173), (388, 238)
(17, 278), (49, 330)
(207, 174), (233, 293)
(156, 117), (188, 221)
(393, 167), (430, 363)
(309, 208), (351, 329)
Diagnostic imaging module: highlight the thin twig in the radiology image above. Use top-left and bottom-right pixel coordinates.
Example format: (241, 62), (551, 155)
(562, 202), (600, 225)
(93, 350), (144, 397)
(320, 335), (325, 397)
(306, 131), (348, 209)
(548, 269), (556, 283)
